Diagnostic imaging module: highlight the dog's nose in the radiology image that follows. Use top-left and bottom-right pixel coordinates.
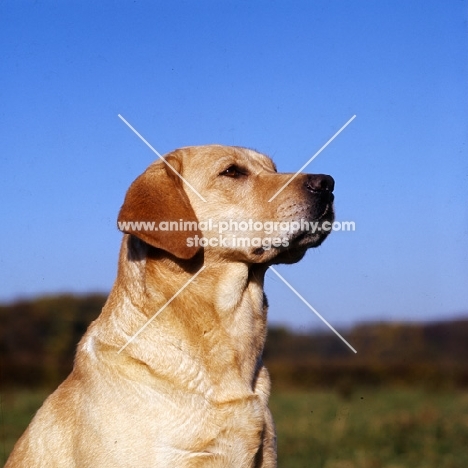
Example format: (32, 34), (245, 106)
(305, 174), (335, 193)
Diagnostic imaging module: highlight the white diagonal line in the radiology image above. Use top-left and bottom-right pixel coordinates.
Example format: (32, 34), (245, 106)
(117, 265), (206, 354)
(268, 114), (356, 202)
(118, 114), (207, 202)
(268, 266), (357, 353)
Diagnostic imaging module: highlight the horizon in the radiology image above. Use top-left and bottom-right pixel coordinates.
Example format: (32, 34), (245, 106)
(2, 290), (467, 333)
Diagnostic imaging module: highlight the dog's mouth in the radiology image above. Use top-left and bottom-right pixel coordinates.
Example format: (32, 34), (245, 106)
(316, 199), (334, 221)
(263, 201), (334, 264)
(287, 201), (335, 249)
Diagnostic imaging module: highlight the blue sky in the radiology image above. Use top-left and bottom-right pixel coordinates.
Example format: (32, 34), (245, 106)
(1, 0), (467, 331)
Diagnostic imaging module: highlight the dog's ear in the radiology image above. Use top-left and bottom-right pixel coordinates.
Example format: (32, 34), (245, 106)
(117, 153), (202, 259)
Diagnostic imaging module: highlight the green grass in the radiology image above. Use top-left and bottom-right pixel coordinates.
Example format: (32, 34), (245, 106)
(1, 388), (50, 466)
(2, 388), (468, 467)
(271, 388), (468, 468)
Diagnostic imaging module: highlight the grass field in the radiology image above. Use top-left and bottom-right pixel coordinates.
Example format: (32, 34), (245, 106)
(2, 387), (468, 467)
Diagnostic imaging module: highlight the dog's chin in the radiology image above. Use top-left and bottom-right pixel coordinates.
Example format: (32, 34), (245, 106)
(293, 229), (331, 249)
(270, 232), (327, 265)
(269, 215), (334, 265)
(271, 246), (308, 265)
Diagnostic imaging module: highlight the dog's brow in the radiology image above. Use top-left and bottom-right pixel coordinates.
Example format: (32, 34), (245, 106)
(242, 150), (277, 173)
(231, 150), (275, 172)
(217, 155), (240, 166)
(253, 158), (277, 174)
(216, 154), (254, 171)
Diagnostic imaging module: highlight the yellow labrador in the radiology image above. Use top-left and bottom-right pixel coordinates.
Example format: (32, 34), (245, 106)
(6, 145), (335, 468)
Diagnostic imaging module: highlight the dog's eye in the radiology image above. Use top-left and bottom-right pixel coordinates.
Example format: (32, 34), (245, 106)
(219, 165), (246, 178)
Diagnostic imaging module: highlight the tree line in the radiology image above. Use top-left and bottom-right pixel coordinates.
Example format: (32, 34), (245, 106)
(1, 294), (467, 391)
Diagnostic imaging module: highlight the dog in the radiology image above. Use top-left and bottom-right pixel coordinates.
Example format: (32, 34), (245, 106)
(6, 145), (335, 467)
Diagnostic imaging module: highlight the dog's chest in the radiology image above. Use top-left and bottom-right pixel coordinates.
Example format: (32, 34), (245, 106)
(163, 391), (266, 466)
(78, 374), (266, 467)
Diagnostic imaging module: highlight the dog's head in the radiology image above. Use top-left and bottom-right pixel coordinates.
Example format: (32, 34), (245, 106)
(118, 145), (334, 264)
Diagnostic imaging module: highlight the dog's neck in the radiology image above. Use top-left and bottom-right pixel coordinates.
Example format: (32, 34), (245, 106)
(95, 235), (270, 398)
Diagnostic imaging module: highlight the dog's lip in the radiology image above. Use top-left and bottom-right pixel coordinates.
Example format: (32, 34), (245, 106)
(285, 203), (334, 247)
(317, 202), (334, 221)
(291, 231), (308, 244)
